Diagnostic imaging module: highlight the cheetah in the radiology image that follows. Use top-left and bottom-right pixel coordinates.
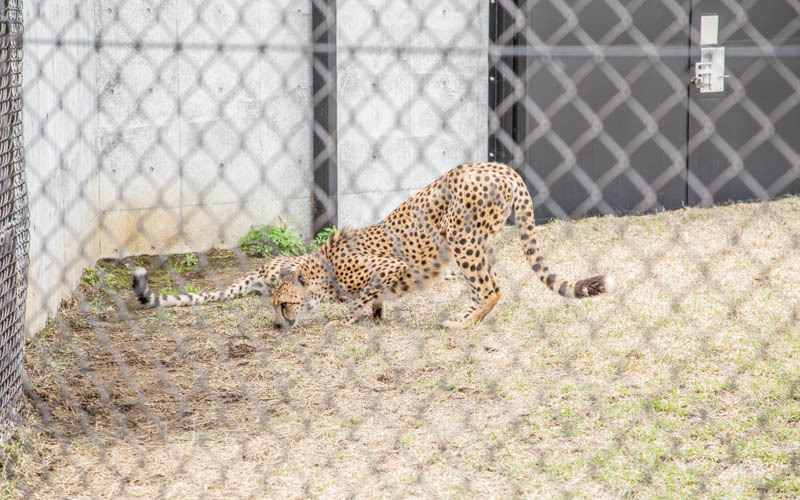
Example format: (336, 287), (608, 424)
(272, 162), (612, 330)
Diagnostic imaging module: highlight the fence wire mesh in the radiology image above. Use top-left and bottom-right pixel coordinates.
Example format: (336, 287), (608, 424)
(5, 0), (800, 497)
(0, 0), (28, 447)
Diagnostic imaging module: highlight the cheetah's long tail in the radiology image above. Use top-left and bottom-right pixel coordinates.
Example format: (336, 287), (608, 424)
(132, 267), (266, 307)
(509, 171), (614, 298)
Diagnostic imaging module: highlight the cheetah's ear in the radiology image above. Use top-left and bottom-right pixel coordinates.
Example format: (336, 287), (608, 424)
(279, 267), (293, 280)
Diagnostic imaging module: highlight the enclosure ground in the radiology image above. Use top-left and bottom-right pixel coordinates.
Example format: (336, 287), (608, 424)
(7, 197), (800, 498)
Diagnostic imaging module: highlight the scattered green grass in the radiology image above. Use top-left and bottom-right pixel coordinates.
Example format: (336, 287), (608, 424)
(82, 263), (128, 291)
(1, 427), (46, 499)
(80, 263), (133, 315)
(159, 282), (199, 296)
(155, 310), (176, 323)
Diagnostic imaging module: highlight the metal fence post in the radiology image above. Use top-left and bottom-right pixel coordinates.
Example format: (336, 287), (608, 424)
(312, 0), (338, 233)
(0, 0), (29, 442)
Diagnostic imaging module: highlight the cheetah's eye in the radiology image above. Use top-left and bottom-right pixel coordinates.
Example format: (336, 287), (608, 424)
(280, 302), (287, 311)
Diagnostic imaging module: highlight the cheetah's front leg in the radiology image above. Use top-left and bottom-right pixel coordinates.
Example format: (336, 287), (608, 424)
(372, 300), (386, 320)
(326, 256), (407, 330)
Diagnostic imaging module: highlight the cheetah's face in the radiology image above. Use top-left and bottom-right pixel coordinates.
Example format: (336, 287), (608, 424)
(271, 270), (320, 329)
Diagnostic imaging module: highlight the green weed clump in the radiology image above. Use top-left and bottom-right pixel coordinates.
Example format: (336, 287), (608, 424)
(312, 225), (337, 249)
(171, 253), (198, 272)
(81, 264), (127, 290)
(239, 219), (307, 257)
(239, 219), (336, 257)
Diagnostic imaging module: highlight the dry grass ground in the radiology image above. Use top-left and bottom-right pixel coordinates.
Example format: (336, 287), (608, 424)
(4, 196), (800, 498)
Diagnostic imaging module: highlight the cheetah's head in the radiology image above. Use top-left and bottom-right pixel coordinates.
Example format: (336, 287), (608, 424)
(271, 266), (324, 329)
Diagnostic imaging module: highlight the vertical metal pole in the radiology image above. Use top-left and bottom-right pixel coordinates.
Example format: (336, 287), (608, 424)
(488, 0), (506, 163)
(490, 0), (525, 224)
(685, 2), (694, 207)
(488, 0), (525, 167)
(311, 0), (337, 233)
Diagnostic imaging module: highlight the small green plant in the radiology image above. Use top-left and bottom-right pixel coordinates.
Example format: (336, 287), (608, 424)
(87, 297), (109, 315)
(82, 266), (121, 290)
(313, 226), (337, 248)
(171, 253), (199, 273)
(185, 282), (200, 294)
(82, 268), (99, 287)
(159, 286), (178, 296)
(182, 253), (198, 267)
(156, 310), (176, 323)
(99, 268), (120, 289)
(239, 218), (307, 257)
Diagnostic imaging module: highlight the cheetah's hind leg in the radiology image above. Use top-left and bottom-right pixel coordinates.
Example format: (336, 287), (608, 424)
(441, 246), (501, 329)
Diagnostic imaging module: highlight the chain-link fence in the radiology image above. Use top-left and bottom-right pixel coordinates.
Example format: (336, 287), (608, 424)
(0, 0), (28, 445)
(5, 0), (800, 497)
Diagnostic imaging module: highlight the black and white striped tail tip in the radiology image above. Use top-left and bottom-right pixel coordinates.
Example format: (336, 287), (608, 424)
(574, 274), (615, 298)
(132, 267), (150, 304)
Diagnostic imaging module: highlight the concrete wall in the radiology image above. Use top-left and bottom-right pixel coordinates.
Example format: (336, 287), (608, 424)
(93, 0), (314, 256)
(22, 0), (488, 335)
(23, 0), (313, 334)
(23, 0), (100, 336)
(336, 0), (488, 227)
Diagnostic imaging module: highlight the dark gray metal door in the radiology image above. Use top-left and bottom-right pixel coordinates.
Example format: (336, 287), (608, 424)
(687, 0), (800, 205)
(516, 1), (690, 221)
(492, 1), (800, 221)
